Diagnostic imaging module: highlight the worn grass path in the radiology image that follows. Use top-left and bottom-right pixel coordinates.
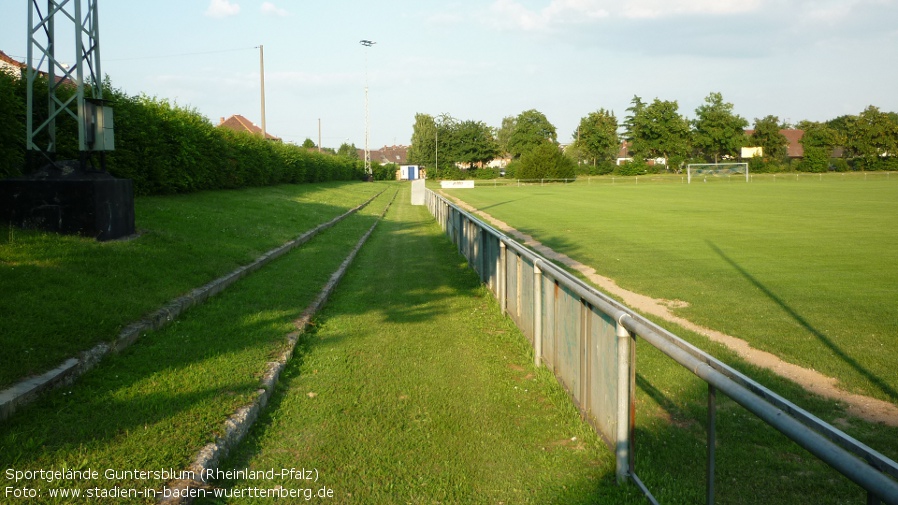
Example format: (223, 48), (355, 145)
(198, 189), (641, 504)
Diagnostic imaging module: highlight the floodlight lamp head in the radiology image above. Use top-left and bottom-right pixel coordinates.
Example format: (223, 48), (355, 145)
(360, 40), (375, 47)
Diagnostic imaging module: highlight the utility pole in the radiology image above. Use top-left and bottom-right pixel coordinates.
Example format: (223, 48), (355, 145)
(360, 40), (375, 177)
(259, 45), (266, 139)
(318, 118), (322, 152)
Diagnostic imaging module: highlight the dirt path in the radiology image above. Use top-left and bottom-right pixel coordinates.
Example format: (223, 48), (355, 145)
(445, 193), (898, 427)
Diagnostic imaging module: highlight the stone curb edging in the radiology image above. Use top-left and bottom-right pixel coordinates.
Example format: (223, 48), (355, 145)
(158, 189), (398, 504)
(0, 189), (386, 422)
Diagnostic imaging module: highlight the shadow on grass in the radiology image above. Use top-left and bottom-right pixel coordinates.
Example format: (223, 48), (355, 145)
(0, 182), (384, 389)
(626, 341), (873, 505)
(478, 198), (526, 212)
(707, 241), (898, 403)
(0, 205), (390, 486)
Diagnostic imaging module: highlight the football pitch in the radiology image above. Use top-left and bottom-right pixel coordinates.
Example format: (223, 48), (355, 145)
(442, 174), (898, 406)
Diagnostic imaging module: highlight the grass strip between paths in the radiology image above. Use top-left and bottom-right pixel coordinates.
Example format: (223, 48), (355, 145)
(196, 188), (644, 504)
(0, 187), (386, 421)
(159, 189), (398, 503)
(0, 187), (398, 504)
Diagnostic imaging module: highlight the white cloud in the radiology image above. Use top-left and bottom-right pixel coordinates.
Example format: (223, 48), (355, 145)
(619, 0), (763, 19)
(488, 0), (763, 30)
(261, 2), (289, 17)
(205, 0), (240, 18)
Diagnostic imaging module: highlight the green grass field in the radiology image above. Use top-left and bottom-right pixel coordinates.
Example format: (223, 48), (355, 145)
(442, 174), (898, 406)
(0, 182), (384, 389)
(2, 181), (895, 503)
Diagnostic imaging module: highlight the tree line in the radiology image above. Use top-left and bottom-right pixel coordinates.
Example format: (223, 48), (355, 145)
(407, 92), (898, 178)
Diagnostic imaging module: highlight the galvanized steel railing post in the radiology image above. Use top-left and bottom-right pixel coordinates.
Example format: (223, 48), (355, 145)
(707, 384), (717, 504)
(476, 224), (483, 279)
(581, 298), (590, 413)
(534, 261), (543, 367)
(516, 253), (523, 319)
(616, 314), (632, 483)
(499, 242), (507, 316)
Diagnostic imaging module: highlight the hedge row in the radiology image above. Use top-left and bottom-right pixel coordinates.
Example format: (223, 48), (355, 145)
(0, 72), (366, 195)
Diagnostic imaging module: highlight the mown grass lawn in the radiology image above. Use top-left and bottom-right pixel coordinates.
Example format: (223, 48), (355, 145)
(442, 175), (898, 406)
(3, 181), (895, 504)
(198, 188), (644, 504)
(0, 186), (397, 504)
(0, 181), (384, 389)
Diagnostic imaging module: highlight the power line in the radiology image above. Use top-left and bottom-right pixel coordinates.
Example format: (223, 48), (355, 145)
(104, 47), (256, 62)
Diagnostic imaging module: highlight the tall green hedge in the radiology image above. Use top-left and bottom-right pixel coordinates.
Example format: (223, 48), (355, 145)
(0, 74), (365, 195)
(0, 70), (25, 180)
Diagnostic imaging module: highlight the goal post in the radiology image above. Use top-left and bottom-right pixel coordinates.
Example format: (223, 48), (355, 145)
(687, 163), (749, 184)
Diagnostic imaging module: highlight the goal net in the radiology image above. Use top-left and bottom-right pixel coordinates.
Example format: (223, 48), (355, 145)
(687, 163), (749, 184)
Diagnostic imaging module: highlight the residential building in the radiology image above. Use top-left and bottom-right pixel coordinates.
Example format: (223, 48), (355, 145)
(218, 115), (281, 142)
(357, 145), (409, 165)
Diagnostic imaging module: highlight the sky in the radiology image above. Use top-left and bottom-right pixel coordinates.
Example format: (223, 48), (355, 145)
(1, 0), (897, 149)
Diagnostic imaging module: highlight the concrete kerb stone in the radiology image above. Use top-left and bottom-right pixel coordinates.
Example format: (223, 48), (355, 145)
(0, 190), (386, 423)
(158, 189), (398, 505)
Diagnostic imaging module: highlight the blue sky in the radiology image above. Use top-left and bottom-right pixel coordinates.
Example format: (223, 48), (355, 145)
(2, 0), (896, 149)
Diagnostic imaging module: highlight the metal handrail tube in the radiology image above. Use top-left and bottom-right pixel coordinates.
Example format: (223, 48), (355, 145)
(618, 299), (898, 481)
(426, 189), (898, 502)
(435, 191), (898, 481)
(624, 315), (898, 504)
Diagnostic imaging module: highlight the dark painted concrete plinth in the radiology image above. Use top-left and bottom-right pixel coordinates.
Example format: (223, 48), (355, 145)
(0, 169), (135, 241)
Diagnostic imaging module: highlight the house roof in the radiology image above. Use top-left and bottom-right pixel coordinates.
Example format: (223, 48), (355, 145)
(0, 49), (77, 86)
(358, 145), (409, 165)
(0, 50), (24, 73)
(218, 115), (281, 141)
(745, 128), (805, 158)
(617, 140), (632, 159)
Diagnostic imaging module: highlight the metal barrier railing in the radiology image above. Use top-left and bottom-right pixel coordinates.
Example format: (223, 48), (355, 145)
(425, 189), (898, 504)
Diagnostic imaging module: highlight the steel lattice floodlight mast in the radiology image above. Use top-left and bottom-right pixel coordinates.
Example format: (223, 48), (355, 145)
(360, 39), (375, 176)
(27, 0), (113, 170)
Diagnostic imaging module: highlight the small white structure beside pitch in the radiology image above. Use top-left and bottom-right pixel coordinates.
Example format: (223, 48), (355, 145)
(440, 180), (475, 189)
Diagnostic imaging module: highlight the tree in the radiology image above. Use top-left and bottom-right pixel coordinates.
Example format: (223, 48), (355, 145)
(574, 109), (619, 167)
(496, 115), (516, 156)
(517, 141), (575, 180)
(301, 138), (317, 149)
(797, 121), (840, 172)
(454, 120), (500, 168)
(507, 109), (557, 158)
(0, 68), (25, 178)
(843, 106), (898, 170)
(626, 97), (691, 168)
(622, 95), (645, 142)
(337, 142), (359, 159)
(692, 92), (748, 163)
(749, 115), (789, 161)
(407, 113), (437, 167)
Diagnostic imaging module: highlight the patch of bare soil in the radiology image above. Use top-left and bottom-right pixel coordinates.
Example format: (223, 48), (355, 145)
(445, 193), (898, 427)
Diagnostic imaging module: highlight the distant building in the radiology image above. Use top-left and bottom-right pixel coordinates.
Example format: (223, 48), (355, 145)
(0, 49), (75, 86)
(218, 115), (281, 142)
(615, 141), (665, 166)
(357, 145), (409, 165)
(396, 165), (425, 180)
(743, 129), (807, 159)
(0, 50), (22, 75)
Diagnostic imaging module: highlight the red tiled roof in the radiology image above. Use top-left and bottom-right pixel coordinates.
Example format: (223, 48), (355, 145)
(0, 50), (24, 70)
(0, 49), (76, 86)
(357, 145), (409, 164)
(744, 129), (804, 158)
(218, 114), (281, 141)
(617, 140), (631, 159)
